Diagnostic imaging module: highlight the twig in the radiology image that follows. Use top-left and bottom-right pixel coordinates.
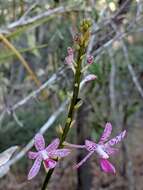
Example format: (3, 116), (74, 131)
(0, 67), (64, 129)
(122, 42), (143, 99)
(92, 15), (142, 58)
(7, 6), (65, 29)
(109, 19), (143, 99)
(114, 0), (132, 19)
(108, 50), (117, 123)
(92, 1), (143, 58)
(0, 110), (6, 128)
(136, 0), (142, 18)
(19, 2), (38, 22)
(12, 112), (23, 127)
(3, 4), (93, 32)
(3, 66), (64, 112)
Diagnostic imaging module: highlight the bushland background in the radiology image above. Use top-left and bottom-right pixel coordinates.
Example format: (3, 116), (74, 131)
(0, 0), (143, 189)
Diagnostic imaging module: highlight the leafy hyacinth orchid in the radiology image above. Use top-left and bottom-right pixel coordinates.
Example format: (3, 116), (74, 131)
(66, 123), (126, 174)
(83, 74), (97, 83)
(28, 133), (70, 180)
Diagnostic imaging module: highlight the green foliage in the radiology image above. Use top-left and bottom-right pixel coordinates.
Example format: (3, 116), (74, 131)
(91, 126), (103, 142)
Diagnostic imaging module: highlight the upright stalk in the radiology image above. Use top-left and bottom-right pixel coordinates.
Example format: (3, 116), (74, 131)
(60, 46), (84, 144)
(41, 19), (92, 190)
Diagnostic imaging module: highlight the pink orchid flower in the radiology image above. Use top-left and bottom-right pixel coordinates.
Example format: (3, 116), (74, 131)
(66, 123), (126, 174)
(28, 134), (70, 180)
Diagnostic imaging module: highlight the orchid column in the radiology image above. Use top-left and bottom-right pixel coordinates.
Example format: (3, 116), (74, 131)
(41, 19), (93, 190)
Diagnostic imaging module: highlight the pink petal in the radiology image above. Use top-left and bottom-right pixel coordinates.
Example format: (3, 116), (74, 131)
(74, 151), (94, 169)
(44, 159), (57, 169)
(85, 140), (97, 152)
(27, 156), (42, 180)
(105, 147), (119, 155)
(46, 138), (60, 152)
(34, 133), (45, 151)
(105, 130), (126, 147)
(28, 151), (38, 159)
(100, 159), (116, 174)
(99, 122), (112, 144)
(48, 149), (70, 158)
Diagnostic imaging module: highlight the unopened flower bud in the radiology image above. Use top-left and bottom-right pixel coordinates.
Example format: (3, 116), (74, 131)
(87, 55), (94, 65)
(67, 47), (73, 55)
(80, 74), (97, 88)
(84, 74), (97, 83)
(74, 33), (81, 43)
(65, 47), (74, 65)
(80, 19), (92, 32)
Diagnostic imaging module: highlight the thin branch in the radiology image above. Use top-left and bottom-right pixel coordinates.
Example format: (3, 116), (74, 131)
(136, 0), (143, 18)
(92, 13), (142, 58)
(108, 49), (116, 116)
(3, 3), (95, 33)
(19, 2), (38, 22)
(122, 42), (143, 99)
(0, 110), (6, 128)
(12, 112), (23, 127)
(92, 1), (143, 58)
(7, 6), (65, 29)
(2, 67), (64, 113)
(109, 19), (143, 99)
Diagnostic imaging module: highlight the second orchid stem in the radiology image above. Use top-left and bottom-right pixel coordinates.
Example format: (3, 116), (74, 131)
(60, 46), (85, 145)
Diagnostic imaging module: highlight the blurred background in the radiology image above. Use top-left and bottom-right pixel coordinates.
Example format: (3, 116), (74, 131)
(0, 0), (143, 189)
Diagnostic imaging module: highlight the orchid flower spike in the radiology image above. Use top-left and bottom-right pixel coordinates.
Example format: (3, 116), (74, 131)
(66, 123), (126, 174)
(27, 134), (70, 180)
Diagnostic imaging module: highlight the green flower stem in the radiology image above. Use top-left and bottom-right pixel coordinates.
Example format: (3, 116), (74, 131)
(41, 45), (85, 190)
(60, 46), (85, 145)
